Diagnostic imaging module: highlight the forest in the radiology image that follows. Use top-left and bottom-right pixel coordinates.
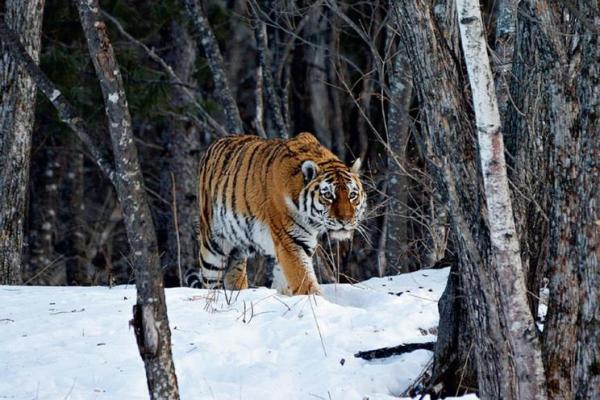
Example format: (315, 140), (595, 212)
(0, 0), (598, 399)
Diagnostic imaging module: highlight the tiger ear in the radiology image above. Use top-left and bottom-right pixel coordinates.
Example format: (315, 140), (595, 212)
(301, 160), (319, 182)
(351, 158), (362, 174)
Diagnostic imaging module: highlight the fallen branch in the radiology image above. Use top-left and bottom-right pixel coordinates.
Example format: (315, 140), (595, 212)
(354, 341), (435, 360)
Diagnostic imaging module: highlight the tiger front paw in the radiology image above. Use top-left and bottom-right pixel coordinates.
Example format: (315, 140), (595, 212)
(292, 280), (321, 296)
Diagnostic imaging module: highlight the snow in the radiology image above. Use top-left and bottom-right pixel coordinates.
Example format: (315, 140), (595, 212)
(0, 267), (474, 400)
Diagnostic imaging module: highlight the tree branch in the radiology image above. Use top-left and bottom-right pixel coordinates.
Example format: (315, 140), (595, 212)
(100, 10), (228, 138)
(0, 18), (117, 187)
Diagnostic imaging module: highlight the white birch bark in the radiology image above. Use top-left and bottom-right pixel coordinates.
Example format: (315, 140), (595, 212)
(456, 1), (547, 399)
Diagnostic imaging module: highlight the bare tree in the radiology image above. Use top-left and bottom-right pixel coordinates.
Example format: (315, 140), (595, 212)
(0, 0), (45, 284)
(156, 19), (203, 287)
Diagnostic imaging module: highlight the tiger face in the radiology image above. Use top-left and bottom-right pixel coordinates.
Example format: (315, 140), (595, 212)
(299, 158), (366, 240)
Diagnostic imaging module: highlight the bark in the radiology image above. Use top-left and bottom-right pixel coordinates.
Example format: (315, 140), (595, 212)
(254, 19), (287, 138)
(492, 0), (517, 119)
(182, 0), (244, 134)
(0, 0), (45, 284)
(431, 263), (477, 396)
(393, 1), (537, 397)
(305, 5), (332, 148)
(75, 2), (179, 398)
(506, 1), (600, 398)
(158, 20), (202, 287)
(384, 35), (412, 274)
(457, 1), (546, 398)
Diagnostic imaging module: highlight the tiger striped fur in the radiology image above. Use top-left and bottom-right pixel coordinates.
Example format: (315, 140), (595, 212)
(193, 132), (366, 295)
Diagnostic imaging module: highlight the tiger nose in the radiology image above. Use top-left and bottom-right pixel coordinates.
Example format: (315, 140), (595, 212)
(339, 217), (355, 227)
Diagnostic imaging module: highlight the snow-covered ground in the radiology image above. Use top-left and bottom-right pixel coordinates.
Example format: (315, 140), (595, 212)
(0, 267), (475, 400)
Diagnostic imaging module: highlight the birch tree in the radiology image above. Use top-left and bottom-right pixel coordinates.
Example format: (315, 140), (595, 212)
(456, 1), (547, 398)
(0, 0), (45, 284)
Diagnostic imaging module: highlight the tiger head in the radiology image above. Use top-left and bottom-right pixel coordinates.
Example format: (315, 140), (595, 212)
(298, 158), (366, 241)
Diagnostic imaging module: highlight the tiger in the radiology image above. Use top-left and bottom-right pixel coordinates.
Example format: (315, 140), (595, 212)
(191, 132), (366, 295)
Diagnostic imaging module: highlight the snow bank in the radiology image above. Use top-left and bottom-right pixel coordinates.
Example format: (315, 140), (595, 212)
(0, 268), (469, 400)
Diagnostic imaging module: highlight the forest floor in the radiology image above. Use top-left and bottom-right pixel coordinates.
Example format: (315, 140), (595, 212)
(0, 267), (477, 400)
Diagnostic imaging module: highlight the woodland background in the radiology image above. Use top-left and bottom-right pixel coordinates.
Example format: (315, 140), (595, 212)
(0, 0), (598, 399)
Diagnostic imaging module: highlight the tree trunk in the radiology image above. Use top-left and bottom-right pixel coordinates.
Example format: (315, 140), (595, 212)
(384, 36), (412, 274)
(393, 1), (541, 397)
(26, 142), (65, 285)
(159, 20), (202, 287)
(457, 1), (546, 397)
(504, 1), (600, 398)
(182, 0), (243, 134)
(305, 5), (333, 148)
(0, 0), (45, 284)
(75, 2), (180, 398)
(63, 142), (91, 285)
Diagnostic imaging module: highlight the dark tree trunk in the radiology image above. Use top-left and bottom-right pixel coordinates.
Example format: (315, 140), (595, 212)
(0, 0), (45, 284)
(63, 142), (90, 285)
(505, 2), (600, 398)
(182, 0), (243, 134)
(383, 37), (412, 274)
(75, 2), (180, 398)
(305, 4), (332, 148)
(158, 20), (202, 287)
(26, 142), (65, 285)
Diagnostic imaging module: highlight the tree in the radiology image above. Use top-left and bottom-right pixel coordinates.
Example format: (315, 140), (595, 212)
(75, 1), (180, 397)
(392, 1), (547, 397)
(0, 3), (181, 397)
(0, 0), (45, 284)
(504, 1), (599, 397)
(457, 0), (546, 397)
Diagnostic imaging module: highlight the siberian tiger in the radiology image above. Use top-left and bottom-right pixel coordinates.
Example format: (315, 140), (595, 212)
(192, 132), (366, 295)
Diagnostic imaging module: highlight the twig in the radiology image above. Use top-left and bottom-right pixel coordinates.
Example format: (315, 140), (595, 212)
(170, 172), (183, 287)
(23, 255), (66, 285)
(308, 295), (327, 357)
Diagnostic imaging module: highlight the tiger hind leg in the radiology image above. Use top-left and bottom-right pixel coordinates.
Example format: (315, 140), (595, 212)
(198, 242), (228, 289)
(224, 250), (248, 290)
